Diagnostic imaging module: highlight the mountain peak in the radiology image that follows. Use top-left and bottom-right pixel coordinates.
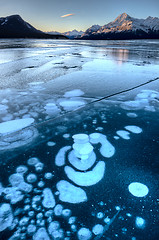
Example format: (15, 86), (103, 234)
(114, 13), (131, 23)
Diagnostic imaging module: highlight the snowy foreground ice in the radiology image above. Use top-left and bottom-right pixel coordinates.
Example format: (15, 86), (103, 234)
(0, 39), (159, 240)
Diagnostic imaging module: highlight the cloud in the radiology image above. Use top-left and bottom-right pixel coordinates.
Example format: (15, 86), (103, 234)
(61, 13), (75, 18)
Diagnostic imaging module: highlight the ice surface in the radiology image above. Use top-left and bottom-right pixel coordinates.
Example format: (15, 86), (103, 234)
(42, 188), (56, 208)
(56, 180), (87, 203)
(0, 204), (13, 232)
(116, 130), (130, 140)
(124, 125), (142, 134)
(128, 182), (149, 197)
(0, 118), (34, 134)
(64, 89), (84, 97)
(55, 146), (71, 166)
(64, 161), (105, 186)
(77, 227), (92, 240)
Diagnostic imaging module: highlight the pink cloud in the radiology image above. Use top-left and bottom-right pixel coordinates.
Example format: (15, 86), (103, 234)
(61, 13), (75, 18)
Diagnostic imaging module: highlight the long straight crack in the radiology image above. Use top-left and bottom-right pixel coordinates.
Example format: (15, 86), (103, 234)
(32, 76), (159, 128)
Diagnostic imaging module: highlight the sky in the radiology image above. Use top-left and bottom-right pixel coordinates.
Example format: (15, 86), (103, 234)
(0, 0), (159, 32)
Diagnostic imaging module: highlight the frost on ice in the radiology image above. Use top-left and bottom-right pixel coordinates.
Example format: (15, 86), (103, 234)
(128, 182), (149, 197)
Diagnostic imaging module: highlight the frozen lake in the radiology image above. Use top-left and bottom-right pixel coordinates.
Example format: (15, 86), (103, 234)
(0, 39), (159, 240)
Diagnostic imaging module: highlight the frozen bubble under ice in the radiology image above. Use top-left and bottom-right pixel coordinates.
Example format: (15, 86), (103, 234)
(92, 224), (104, 235)
(42, 188), (56, 208)
(16, 165), (28, 175)
(47, 141), (56, 147)
(0, 203), (13, 232)
(26, 173), (37, 183)
(128, 182), (149, 197)
(77, 227), (92, 240)
(54, 204), (63, 216)
(56, 180), (87, 204)
(64, 89), (84, 98)
(124, 125), (142, 134)
(55, 146), (71, 167)
(27, 157), (39, 166)
(0, 118), (34, 134)
(73, 133), (89, 144)
(64, 161), (105, 186)
(116, 130), (130, 140)
(59, 100), (86, 110)
(33, 227), (50, 240)
(135, 217), (146, 229)
(62, 209), (71, 218)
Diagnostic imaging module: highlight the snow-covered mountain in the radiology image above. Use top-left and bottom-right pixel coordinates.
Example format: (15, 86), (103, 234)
(0, 15), (67, 39)
(63, 30), (84, 39)
(81, 25), (101, 37)
(47, 29), (84, 39)
(81, 13), (159, 40)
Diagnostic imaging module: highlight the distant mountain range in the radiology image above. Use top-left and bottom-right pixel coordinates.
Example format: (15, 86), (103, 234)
(0, 15), (67, 39)
(0, 13), (159, 40)
(47, 30), (84, 39)
(81, 13), (159, 40)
